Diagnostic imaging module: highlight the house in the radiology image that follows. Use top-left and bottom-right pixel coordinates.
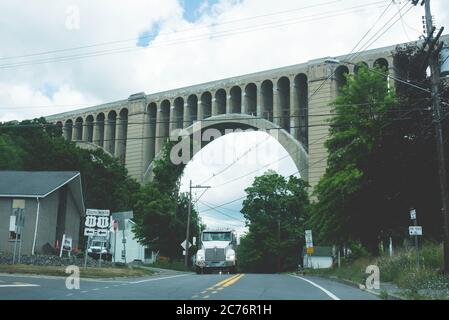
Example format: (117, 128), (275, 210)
(110, 219), (148, 263)
(303, 246), (334, 269)
(0, 171), (85, 255)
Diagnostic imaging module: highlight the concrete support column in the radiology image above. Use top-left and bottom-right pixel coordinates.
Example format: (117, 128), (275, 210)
(212, 97), (218, 116)
(290, 82), (298, 138)
(226, 94), (232, 114)
(104, 119), (115, 154)
(63, 125), (70, 141)
(273, 86), (282, 126)
(143, 111), (156, 171)
(93, 120), (101, 147)
(82, 121), (88, 142)
(183, 102), (190, 128)
(115, 117), (124, 162)
(256, 85), (262, 117)
(198, 101), (204, 121)
(242, 91), (248, 115)
(169, 105), (176, 134)
(124, 108), (146, 183)
(155, 107), (167, 155)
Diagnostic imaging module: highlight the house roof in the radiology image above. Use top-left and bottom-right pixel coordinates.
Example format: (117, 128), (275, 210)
(0, 171), (80, 197)
(0, 171), (85, 215)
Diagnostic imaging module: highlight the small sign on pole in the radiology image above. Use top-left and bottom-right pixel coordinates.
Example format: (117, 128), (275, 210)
(409, 226), (423, 236)
(181, 240), (192, 250)
(410, 208), (417, 220)
(60, 234), (73, 257)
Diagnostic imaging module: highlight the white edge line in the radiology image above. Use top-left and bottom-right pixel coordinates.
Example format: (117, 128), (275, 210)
(0, 284), (40, 288)
(129, 274), (188, 284)
(290, 275), (340, 300)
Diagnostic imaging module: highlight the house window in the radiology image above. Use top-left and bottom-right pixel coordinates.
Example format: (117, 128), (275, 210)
(9, 199), (25, 241)
(9, 231), (21, 241)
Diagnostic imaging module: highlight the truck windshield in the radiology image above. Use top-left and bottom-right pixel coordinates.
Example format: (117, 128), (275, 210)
(92, 241), (105, 247)
(202, 232), (231, 241)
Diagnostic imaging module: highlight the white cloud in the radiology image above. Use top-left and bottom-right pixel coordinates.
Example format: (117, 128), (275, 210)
(1, 0), (447, 228)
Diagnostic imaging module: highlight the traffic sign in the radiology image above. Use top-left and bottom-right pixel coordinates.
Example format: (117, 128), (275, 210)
(305, 230), (313, 248)
(306, 247), (314, 255)
(410, 209), (417, 220)
(409, 226), (423, 236)
(181, 240), (192, 250)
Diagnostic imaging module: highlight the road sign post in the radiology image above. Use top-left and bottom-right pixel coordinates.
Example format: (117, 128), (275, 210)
(305, 230), (313, 269)
(84, 209), (111, 267)
(409, 208), (422, 270)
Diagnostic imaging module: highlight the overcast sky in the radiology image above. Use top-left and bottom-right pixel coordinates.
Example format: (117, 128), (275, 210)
(1, 0), (448, 236)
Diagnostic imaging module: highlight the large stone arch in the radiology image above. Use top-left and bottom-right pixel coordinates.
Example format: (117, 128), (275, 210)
(143, 113), (308, 184)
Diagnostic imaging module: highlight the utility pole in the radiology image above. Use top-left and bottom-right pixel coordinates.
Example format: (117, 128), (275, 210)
(422, 0), (449, 273)
(185, 180), (210, 267)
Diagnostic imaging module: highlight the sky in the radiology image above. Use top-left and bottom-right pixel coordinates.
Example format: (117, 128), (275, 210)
(1, 0), (448, 236)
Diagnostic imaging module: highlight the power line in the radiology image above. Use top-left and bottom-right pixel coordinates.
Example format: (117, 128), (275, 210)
(198, 200), (246, 223)
(0, 0), (349, 62)
(0, 1), (388, 69)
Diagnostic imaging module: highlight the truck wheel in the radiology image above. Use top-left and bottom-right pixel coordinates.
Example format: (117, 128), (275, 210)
(229, 266), (237, 274)
(195, 267), (202, 274)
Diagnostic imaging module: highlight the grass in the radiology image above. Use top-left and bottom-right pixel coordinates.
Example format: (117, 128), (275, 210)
(0, 264), (155, 278)
(145, 259), (192, 272)
(300, 243), (449, 300)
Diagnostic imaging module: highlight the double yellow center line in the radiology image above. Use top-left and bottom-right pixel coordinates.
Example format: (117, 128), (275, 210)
(195, 274), (245, 299)
(213, 273), (245, 289)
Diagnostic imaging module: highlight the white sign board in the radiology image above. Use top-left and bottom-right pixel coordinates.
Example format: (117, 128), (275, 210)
(181, 240), (192, 250)
(409, 226), (423, 236)
(410, 209), (416, 220)
(84, 209), (111, 237)
(86, 209), (110, 216)
(305, 230), (313, 248)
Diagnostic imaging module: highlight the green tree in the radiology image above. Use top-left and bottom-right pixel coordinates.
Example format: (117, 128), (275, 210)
(133, 142), (202, 260)
(238, 172), (309, 272)
(310, 64), (398, 254)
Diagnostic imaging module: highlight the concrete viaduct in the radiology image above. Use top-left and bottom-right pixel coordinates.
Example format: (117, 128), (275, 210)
(45, 39), (428, 190)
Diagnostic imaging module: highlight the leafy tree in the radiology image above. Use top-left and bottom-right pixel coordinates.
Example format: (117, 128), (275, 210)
(309, 64), (398, 254)
(133, 142), (203, 260)
(238, 172), (309, 272)
(0, 118), (140, 247)
(311, 45), (449, 255)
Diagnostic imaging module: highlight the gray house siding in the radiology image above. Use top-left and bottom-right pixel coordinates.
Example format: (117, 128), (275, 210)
(64, 189), (81, 250)
(35, 191), (59, 254)
(0, 190), (81, 255)
(0, 198), (38, 255)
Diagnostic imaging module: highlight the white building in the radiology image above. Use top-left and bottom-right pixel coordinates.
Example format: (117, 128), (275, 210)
(111, 219), (146, 263)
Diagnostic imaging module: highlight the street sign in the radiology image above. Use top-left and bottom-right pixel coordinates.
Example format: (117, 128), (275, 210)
(60, 234), (72, 257)
(181, 240), (192, 250)
(86, 209), (110, 216)
(410, 209), (417, 220)
(112, 211), (133, 220)
(306, 247), (314, 255)
(409, 226), (423, 236)
(84, 209), (111, 236)
(305, 230), (313, 248)
(112, 211), (133, 231)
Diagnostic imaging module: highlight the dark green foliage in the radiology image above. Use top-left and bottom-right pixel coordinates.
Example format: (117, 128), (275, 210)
(0, 118), (139, 213)
(310, 44), (449, 254)
(133, 142), (203, 260)
(238, 172), (309, 272)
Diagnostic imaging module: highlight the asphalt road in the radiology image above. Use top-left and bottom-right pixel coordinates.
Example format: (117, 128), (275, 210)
(0, 270), (378, 300)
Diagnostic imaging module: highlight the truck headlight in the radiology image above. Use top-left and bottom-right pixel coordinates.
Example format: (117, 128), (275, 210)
(226, 250), (235, 261)
(196, 250), (205, 261)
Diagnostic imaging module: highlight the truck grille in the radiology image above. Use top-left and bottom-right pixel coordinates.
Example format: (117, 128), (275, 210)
(205, 248), (225, 261)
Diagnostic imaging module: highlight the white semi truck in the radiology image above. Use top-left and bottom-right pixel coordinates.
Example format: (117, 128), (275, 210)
(195, 228), (238, 274)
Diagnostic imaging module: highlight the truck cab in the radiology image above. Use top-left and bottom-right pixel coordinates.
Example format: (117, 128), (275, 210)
(195, 228), (237, 274)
